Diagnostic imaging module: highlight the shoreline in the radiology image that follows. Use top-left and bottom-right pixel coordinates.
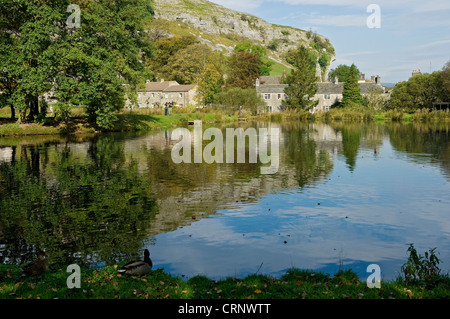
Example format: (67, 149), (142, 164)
(0, 108), (449, 137)
(1, 263), (449, 299)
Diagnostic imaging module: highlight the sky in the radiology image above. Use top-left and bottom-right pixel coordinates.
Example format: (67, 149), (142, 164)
(209, 0), (450, 84)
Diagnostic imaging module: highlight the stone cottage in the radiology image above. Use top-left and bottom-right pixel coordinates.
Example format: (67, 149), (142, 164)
(256, 75), (386, 113)
(255, 76), (288, 112)
(128, 80), (198, 108)
(311, 76), (385, 112)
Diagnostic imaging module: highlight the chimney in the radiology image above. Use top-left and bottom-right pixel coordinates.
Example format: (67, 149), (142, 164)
(371, 75), (375, 82)
(333, 76), (338, 84)
(255, 78), (260, 87)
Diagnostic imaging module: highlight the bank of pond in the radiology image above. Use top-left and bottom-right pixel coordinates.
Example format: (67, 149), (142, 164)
(1, 263), (449, 299)
(0, 107), (449, 137)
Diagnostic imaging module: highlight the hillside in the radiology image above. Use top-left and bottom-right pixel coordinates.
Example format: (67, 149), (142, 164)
(149, 0), (336, 80)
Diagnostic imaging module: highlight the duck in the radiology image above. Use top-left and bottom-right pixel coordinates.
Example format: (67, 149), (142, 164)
(118, 249), (152, 276)
(22, 251), (49, 276)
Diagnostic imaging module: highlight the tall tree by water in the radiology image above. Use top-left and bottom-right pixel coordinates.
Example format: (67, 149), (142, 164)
(283, 46), (318, 110)
(341, 64), (362, 107)
(0, 0), (153, 128)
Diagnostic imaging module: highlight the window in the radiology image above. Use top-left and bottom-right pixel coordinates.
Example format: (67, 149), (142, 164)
(152, 93), (155, 98)
(165, 93), (169, 99)
(138, 93), (142, 98)
(138, 103), (142, 108)
(278, 94), (282, 99)
(179, 93), (183, 98)
(264, 94), (271, 100)
(324, 94), (331, 100)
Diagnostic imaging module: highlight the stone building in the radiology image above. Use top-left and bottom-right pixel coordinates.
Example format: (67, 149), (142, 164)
(128, 80), (198, 108)
(311, 76), (385, 112)
(255, 76), (288, 112)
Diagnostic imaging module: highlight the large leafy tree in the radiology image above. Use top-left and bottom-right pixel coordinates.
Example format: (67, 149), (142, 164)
(161, 44), (215, 85)
(283, 46), (318, 110)
(0, 0), (153, 128)
(329, 64), (360, 83)
(226, 51), (262, 89)
(234, 42), (273, 76)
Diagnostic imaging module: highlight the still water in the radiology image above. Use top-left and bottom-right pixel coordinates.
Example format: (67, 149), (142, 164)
(0, 121), (449, 281)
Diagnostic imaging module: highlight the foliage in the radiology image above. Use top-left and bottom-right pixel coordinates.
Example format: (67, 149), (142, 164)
(388, 70), (448, 112)
(150, 35), (198, 76)
(197, 63), (224, 105)
(0, 0), (154, 129)
(283, 46), (318, 110)
(214, 87), (265, 115)
(401, 244), (441, 286)
(341, 64), (362, 107)
(225, 51), (262, 89)
(161, 44), (215, 85)
(329, 64), (361, 83)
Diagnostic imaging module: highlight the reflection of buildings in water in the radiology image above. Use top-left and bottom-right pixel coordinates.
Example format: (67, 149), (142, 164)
(309, 123), (343, 157)
(0, 147), (13, 163)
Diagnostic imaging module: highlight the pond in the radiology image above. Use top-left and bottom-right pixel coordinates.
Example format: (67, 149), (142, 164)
(0, 121), (449, 281)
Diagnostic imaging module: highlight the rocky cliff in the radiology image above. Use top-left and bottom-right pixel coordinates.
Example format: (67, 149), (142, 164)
(150, 0), (336, 80)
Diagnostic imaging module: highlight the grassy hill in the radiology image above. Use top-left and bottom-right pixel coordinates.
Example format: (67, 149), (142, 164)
(149, 0), (335, 79)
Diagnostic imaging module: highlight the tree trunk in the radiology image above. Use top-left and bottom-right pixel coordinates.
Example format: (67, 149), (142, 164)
(10, 105), (15, 120)
(26, 95), (39, 122)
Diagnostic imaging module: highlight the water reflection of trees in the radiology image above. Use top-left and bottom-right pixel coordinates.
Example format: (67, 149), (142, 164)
(387, 122), (450, 178)
(4, 121), (444, 267)
(0, 139), (158, 266)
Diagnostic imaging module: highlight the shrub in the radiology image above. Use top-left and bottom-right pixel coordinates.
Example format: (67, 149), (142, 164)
(401, 244), (441, 286)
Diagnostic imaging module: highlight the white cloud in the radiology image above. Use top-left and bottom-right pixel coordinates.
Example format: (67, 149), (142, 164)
(304, 14), (367, 27)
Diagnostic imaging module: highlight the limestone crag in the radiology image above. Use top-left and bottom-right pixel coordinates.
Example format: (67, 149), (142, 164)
(152, 0), (336, 79)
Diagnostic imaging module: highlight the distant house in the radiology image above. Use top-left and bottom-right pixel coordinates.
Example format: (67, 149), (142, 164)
(127, 80), (198, 108)
(255, 76), (288, 112)
(312, 76), (386, 112)
(256, 75), (386, 113)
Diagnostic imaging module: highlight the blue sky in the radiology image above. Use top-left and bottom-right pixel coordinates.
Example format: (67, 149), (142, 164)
(210, 0), (450, 83)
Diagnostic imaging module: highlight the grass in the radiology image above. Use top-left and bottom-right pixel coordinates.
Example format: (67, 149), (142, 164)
(0, 108), (238, 137)
(1, 264), (449, 299)
(1, 107), (449, 137)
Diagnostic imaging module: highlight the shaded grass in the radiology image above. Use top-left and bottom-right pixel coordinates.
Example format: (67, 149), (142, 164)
(1, 264), (449, 299)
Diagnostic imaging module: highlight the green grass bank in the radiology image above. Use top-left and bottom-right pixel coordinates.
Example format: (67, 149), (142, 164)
(1, 108), (449, 137)
(1, 264), (449, 299)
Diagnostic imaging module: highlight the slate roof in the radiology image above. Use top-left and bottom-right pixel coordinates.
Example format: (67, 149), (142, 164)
(256, 84), (288, 94)
(258, 76), (282, 85)
(316, 82), (384, 95)
(143, 81), (178, 92)
(163, 84), (196, 92)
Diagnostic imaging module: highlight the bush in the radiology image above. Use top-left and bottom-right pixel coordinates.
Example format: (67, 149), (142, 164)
(213, 87), (265, 115)
(401, 244), (441, 286)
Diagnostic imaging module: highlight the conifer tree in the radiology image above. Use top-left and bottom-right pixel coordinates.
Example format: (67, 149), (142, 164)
(283, 46), (318, 110)
(341, 64), (362, 107)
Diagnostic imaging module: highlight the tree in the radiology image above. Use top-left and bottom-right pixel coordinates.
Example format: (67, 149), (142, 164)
(388, 72), (440, 112)
(226, 51), (262, 89)
(0, 0), (153, 128)
(162, 44), (214, 85)
(214, 87), (265, 115)
(341, 64), (362, 107)
(283, 46), (318, 110)
(197, 63), (223, 105)
(150, 35), (198, 77)
(234, 42), (272, 75)
(329, 64), (360, 83)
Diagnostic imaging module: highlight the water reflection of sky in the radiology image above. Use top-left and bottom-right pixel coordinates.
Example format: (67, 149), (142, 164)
(148, 139), (450, 281)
